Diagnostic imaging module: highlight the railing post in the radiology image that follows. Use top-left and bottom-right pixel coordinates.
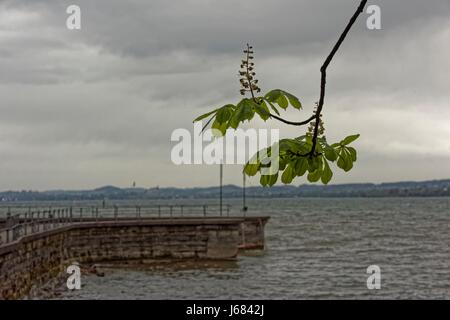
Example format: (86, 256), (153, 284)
(203, 205), (207, 217)
(37, 210), (41, 232)
(114, 205), (118, 221)
(96, 207), (99, 222)
(24, 211), (28, 236)
(180, 205), (184, 217)
(30, 212), (34, 233)
(158, 205), (161, 218)
(170, 206), (173, 217)
(43, 210), (47, 231)
(28, 207), (31, 233)
(26, 207), (31, 235)
(6, 210), (11, 226)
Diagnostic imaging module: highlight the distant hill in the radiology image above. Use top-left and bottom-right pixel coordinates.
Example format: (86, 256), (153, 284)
(0, 179), (449, 202)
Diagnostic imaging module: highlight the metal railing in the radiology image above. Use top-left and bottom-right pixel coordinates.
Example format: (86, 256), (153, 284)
(0, 204), (233, 246)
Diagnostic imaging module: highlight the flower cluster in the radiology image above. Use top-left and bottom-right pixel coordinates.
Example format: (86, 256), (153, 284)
(239, 44), (261, 96)
(308, 102), (325, 137)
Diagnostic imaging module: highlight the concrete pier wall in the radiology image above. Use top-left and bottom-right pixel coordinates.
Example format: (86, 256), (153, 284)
(0, 217), (269, 299)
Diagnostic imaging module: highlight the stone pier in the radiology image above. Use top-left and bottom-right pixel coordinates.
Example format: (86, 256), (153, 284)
(0, 216), (269, 299)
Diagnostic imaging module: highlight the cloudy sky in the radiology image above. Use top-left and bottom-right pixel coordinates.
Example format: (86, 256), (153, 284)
(0, 0), (449, 190)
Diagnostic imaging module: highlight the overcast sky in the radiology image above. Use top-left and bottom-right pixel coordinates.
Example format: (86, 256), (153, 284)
(0, 0), (449, 190)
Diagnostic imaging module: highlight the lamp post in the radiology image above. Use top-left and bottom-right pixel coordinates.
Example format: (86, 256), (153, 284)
(219, 163), (223, 216)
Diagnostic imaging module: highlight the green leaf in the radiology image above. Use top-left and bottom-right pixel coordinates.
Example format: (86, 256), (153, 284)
(193, 108), (219, 122)
(330, 142), (340, 148)
(285, 92), (302, 109)
(264, 89), (282, 103)
(254, 100), (271, 121)
(308, 157), (323, 182)
(276, 94), (288, 110)
(341, 134), (360, 146)
(216, 105), (234, 123)
(265, 100), (280, 115)
(295, 158), (309, 176)
(321, 160), (333, 184)
(279, 157), (287, 171)
(279, 139), (302, 153)
(267, 174), (278, 186)
(337, 149), (348, 170)
(308, 157), (320, 172)
(342, 149), (354, 172)
(307, 169), (322, 183)
(229, 99), (255, 129)
(281, 165), (295, 184)
(264, 89), (302, 110)
(347, 147), (357, 161)
(337, 149), (353, 172)
(260, 174), (278, 187)
(211, 119), (227, 136)
(324, 147), (338, 162)
(260, 175), (268, 187)
(244, 162), (259, 176)
(344, 160), (353, 172)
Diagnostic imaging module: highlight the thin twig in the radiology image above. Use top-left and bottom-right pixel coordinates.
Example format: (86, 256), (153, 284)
(269, 113), (316, 126)
(201, 116), (214, 133)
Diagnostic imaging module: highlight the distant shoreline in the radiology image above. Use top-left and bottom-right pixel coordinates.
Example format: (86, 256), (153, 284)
(0, 179), (449, 201)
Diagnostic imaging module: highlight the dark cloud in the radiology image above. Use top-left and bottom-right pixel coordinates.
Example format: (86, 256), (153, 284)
(0, 0), (449, 189)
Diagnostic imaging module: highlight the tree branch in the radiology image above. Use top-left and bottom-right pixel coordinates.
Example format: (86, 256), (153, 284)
(269, 113), (316, 126)
(309, 0), (368, 156)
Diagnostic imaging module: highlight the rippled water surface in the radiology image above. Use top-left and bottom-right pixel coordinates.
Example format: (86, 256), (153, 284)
(14, 197), (450, 299)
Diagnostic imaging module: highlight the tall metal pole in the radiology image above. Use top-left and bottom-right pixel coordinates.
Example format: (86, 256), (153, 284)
(219, 163), (223, 216)
(243, 169), (247, 214)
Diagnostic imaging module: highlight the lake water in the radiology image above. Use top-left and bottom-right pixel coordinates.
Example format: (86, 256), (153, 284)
(5, 197), (450, 299)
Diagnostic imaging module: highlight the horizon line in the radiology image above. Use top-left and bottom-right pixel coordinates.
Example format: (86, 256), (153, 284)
(1, 177), (449, 193)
